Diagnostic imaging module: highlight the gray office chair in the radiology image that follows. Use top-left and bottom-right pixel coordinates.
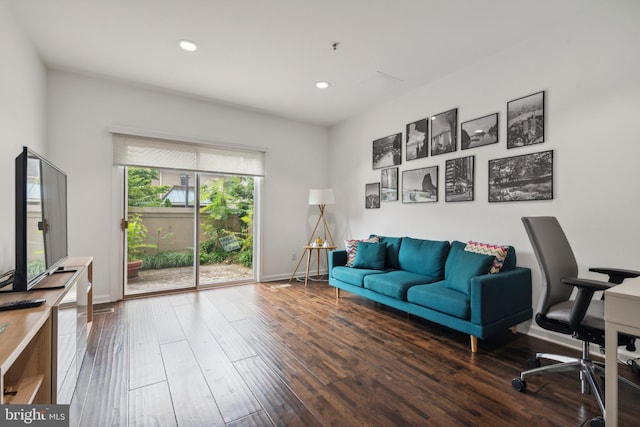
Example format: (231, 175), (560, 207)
(512, 216), (639, 427)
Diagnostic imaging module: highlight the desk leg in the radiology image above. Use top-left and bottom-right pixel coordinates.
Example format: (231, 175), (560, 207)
(605, 322), (618, 426)
(304, 249), (312, 288)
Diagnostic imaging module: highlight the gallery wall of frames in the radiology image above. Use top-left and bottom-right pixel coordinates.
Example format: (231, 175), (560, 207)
(366, 90), (552, 208)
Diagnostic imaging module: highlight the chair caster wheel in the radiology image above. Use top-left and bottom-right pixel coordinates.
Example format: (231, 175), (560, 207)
(512, 377), (527, 392)
(527, 358), (541, 369)
(590, 416), (604, 427)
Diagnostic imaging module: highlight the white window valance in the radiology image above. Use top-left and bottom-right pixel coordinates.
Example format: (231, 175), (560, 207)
(112, 131), (265, 177)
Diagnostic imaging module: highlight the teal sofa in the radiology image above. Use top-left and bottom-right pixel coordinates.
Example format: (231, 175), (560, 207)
(328, 236), (532, 352)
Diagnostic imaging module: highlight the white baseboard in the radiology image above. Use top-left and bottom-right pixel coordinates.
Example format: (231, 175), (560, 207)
(261, 270), (329, 283)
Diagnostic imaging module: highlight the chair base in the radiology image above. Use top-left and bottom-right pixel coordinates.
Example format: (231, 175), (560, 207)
(512, 342), (605, 421)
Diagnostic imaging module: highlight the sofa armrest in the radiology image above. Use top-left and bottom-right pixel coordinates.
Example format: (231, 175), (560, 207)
(470, 267), (532, 325)
(329, 250), (347, 279)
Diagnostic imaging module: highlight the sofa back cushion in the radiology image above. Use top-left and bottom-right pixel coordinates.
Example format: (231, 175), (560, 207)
(444, 250), (495, 294)
(352, 241), (387, 270)
(370, 235), (402, 269)
(397, 237), (450, 278)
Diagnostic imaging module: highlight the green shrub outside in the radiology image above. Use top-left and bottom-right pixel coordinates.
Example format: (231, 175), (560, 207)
(128, 168), (254, 271)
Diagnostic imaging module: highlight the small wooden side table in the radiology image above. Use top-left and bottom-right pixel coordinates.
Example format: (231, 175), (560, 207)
(289, 245), (336, 287)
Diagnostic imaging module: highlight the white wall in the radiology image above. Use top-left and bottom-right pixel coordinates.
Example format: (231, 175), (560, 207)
(46, 71), (329, 303)
(0, 3), (46, 275)
(328, 3), (640, 344)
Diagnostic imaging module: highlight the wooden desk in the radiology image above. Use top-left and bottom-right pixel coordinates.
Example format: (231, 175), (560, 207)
(604, 276), (640, 426)
(289, 245), (336, 287)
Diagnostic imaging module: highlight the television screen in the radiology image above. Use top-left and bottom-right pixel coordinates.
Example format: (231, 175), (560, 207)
(12, 147), (68, 292)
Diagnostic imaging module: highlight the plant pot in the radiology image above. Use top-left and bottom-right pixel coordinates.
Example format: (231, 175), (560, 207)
(127, 259), (143, 279)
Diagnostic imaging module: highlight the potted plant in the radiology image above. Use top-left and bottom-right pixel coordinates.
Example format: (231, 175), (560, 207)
(127, 214), (149, 279)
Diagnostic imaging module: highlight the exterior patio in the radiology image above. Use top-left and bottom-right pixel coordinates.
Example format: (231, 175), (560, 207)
(126, 263), (253, 295)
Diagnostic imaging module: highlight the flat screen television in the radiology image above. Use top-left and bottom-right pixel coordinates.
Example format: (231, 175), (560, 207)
(12, 146), (68, 291)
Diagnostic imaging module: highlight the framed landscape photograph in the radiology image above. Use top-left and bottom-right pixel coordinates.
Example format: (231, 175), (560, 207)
(365, 182), (381, 208)
(406, 118), (428, 161)
(430, 108), (457, 156)
(488, 150), (553, 202)
(381, 167), (398, 201)
(402, 166), (438, 203)
(445, 156), (474, 202)
(507, 91), (544, 148)
(461, 113), (498, 150)
(373, 133), (402, 169)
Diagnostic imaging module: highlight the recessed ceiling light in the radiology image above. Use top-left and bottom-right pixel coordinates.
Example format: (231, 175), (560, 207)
(316, 81), (330, 89)
(178, 40), (198, 52)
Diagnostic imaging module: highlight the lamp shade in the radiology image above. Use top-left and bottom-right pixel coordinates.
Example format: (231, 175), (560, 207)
(308, 188), (335, 205)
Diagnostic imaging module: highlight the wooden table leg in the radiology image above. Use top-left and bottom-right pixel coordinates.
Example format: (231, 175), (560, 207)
(289, 249), (306, 282)
(304, 248), (312, 288)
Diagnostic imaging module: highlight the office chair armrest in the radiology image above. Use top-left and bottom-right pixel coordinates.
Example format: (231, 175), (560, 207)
(561, 277), (614, 291)
(562, 277), (611, 331)
(588, 267), (640, 284)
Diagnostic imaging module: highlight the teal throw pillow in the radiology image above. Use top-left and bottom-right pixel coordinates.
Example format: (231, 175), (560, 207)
(444, 249), (494, 294)
(352, 241), (387, 270)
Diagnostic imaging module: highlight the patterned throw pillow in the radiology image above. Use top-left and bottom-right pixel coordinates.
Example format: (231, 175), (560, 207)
(464, 241), (509, 274)
(344, 236), (379, 267)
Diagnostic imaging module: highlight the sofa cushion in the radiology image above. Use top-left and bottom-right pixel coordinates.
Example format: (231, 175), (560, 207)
(345, 236), (379, 267)
(444, 250), (494, 294)
(364, 270), (435, 300)
(464, 241), (509, 273)
(352, 241), (387, 270)
(332, 265), (385, 287)
(370, 235), (402, 269)
(397, 237), (450, 278)
(407, 282), (471, 320)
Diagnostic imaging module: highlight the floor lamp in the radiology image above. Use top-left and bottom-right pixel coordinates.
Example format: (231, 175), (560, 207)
(306, 188), (335, 246)
(289, 189), (335, 282)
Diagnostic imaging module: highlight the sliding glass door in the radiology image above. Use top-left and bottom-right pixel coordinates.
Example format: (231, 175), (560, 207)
(123, 167), (254, 296)
(124, 168), (196, 295)
(198, 173), (254, 286)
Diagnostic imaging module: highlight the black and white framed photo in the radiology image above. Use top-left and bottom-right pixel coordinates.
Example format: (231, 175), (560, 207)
(430, 108), (457, 156)
(488, 150), (553, 202)
(406, 119), (428, 161)
(445, 156), (474, 202)
(381, 167), (398, 202)
(365, 182), (381, 208)
(507, 91), (544, 148)
(373, 133), (402, 169)
(461, 113), (498, 150)
(402, 166), (438, 203)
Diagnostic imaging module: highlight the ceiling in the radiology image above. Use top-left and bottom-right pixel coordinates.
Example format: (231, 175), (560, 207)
(7, 0), (599, 127)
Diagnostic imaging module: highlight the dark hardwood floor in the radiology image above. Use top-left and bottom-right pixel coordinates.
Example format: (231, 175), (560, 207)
(70, 281), (639, 426)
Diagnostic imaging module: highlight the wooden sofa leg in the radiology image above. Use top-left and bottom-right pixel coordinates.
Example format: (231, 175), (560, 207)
(470, 335), (478, 353)
(511, 326), (518, 334)
(335, 288), (340, 299)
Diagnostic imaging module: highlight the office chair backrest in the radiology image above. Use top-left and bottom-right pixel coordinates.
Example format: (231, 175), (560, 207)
(522, 217), (578, 315)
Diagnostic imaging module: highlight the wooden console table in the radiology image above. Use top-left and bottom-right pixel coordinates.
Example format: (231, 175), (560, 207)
(604, 276), (640, 426)
(0, 256), (93, 405)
